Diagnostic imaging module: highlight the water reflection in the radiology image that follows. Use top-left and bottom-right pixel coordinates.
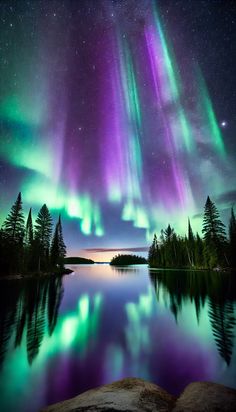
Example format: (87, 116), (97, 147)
(60, 292), (103, 352)
(208, 299), (235, 365)
(110, 266), (140, 274)
(0, 266), (236, 412)
(150, 270), (236, 365)
(125, 285), (153, 359)
(0, 276), (64, 367)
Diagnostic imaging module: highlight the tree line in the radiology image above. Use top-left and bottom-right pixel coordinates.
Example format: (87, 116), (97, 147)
(0, 192), (66, 276)
(148, 196), (236, 269)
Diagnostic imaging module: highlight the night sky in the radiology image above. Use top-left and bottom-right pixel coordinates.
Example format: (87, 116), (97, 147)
(0, 0), (236, 261)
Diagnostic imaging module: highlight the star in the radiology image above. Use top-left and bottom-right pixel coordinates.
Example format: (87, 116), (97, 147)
(220, 121), (227, 128)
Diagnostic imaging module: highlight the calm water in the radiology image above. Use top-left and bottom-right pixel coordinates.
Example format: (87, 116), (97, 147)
(0, 265), (236, 412)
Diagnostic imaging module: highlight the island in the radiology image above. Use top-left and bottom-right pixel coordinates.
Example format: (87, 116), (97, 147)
(110, 254), (147, 266)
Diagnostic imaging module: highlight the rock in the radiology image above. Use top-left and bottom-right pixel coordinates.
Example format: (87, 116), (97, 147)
(41, 377), (176, 412)
(173, 381), (236, 412)
(42, 379), (236, 412)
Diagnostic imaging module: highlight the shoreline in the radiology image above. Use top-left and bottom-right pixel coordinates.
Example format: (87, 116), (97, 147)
(1, 265), (234, 280)
(0, 267), (73, 281)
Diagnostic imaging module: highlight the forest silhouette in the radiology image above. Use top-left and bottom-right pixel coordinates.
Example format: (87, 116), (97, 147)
(148, 196), (236, 270)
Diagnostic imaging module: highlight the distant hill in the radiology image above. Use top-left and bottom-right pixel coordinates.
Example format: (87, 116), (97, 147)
(64, 257), (94, 264)
(110, 254), (147, 266)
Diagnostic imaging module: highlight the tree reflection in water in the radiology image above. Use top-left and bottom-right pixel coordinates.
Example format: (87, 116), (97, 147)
(150, 270), (236, 365)
(0, 276), (64, 368)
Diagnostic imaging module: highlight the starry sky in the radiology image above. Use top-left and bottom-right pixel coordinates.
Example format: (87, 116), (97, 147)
(0, 0), (236, 261)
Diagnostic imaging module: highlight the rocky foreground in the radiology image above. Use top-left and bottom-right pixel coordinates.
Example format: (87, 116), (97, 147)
(42, 377), (236, 412)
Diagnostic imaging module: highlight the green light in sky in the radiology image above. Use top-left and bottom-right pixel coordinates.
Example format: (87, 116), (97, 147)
(77, 195), (104, 236)
(134, 207), (150, 229)
(94, 205), (105, 237)
(120, 40), (142, 128)
(126, 47), (142, 128)
(153, 5), (180, 101)
(0, 132), (53, 177)
(108, 185), (122, 203)
(117, 34), (143, 203)
(178, 107), (195, 152)
(23, 180), (105, 237)
(122, 203), (150, 229)
(67, 197), (83, 218)
(23, 178), (66, 210)
(197, 68), (226, 156)
(129, 134), (142, 180)
(0, 94), (45, 126)
(203, 93), (226, 156)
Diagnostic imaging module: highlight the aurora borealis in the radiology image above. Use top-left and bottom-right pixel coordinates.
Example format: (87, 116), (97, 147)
(0, 0), (235, 258)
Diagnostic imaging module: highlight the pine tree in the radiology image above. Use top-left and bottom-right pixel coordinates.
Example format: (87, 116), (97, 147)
(148, 234), (159, 267)
(1, 193), (25, 274)
(57, 215), (66, 266)
(25, 208), (34, 247)
(187, 218), (195, 267)
(202, 196), (227, 268)
(195, 233), (204, 268)
(35, 205), (52, 251)
(50, 223), (59, 269)
(229, 207), (236, 268)
(164, 224), (174, 242)
(162, 225), (175, 267)
(50, 215), (66, 270)
(3, 192), (24, 242)
(24, 208), (34, 272)
(188, 218), (194, 243)
(34, 204), (52, 271)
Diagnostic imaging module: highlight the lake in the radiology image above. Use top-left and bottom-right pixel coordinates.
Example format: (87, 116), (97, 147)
(0, 265), (236, 412)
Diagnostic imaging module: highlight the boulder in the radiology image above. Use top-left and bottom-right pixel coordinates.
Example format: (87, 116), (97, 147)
(173, 381), (236, 412)
(42, 379), (236, 412)
(42, 377), (176, 412)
